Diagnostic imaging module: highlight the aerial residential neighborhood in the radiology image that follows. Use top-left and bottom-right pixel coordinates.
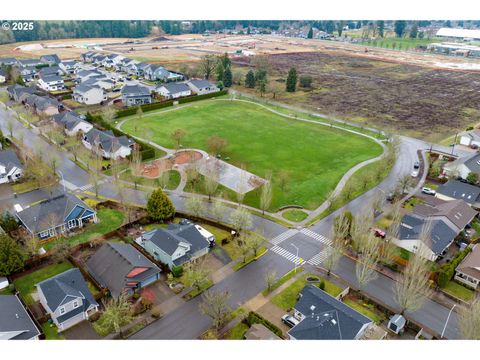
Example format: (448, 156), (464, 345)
(1, 8), (480, 357)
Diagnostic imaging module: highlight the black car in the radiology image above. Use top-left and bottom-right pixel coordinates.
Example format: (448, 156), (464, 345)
(414, 161), (420, 169)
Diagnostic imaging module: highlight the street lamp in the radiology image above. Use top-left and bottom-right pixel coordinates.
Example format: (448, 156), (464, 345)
(291, 243), (299, 273)
(441, 303), (456, 339)
(58, 170), (66, 193)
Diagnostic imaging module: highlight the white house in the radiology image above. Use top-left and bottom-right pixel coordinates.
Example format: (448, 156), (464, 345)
(187, 79), (219, 95)
(0, 69), (6, 84)
(53, 111), (93, 137)
(83, 77), (115, 91)
(156, 82), (192, 99)
(0, 150), (23, 184)
(59, 60), (78, 75)
(460, 129), (480, 148)
(73, 84), (107, 105)
(455, 244), (480, 289)
(37, 75), (65, 92)
(443, 153), (480, 180)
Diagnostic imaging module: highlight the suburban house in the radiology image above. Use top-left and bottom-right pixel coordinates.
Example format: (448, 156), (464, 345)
(80, 51), (98, 63)
(396, 198), (477, 261)
(86, 241), (161, 298)
(82, 128), (135, 159)
(287, 285), (373, 340)
(37, 74), (65, 92)
(459, 129), (480, 148)
(92, 54), (106, 65)
(75, 69), (103, 83)
(53, 111), (93, 137)
(121, 85), (152, 107)
(73, 84), (107, 105)
(40, 54), (61, 65)
(0, 57), (18, 66)
(59, 60), (78, 75)
(24, 94), (60, 116)
(83, 77), (115, 91)
(102, 54), (124, 68)
(0, 149), (23, 184)
(0, 69), (6, 83)
(18, 59), (43, 67)
(156, 82), (192, 99)
(436, 180), (480, 207)
(15, 193), (97, 240)
(20, 66), (37, 82)
(187, 79), (219, 95)
(0, 295), (41, 340)
(38, 66), (61, 78)
(7, 84), (36, 102)
(144, 64), (170, 81)
(443, 153), (480, 180)
(36, 268), (99, 332)
(455, 244), (480, 289)
(138, 220), (215, 269)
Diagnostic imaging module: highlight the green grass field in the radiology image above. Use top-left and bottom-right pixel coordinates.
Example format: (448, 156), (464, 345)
(121, 100), (383, 211)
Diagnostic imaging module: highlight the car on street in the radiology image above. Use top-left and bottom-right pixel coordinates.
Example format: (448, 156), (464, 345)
(386, 192), (395, 203)
(411, 170), (419, 177)
(372, 228), (386, 238)
(414, 161), (420, 169)
(421, 187), (436, 195)
(281, 314), (300, 328)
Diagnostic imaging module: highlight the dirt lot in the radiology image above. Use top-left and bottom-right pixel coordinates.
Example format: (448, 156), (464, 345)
(245, 52), (480, 140)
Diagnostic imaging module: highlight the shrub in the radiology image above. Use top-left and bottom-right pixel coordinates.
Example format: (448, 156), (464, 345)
(178, 90), (228, 104)
(151, 305), (162, 318)
(436, 247), (472, 287)
(245, 311), (283, 338)
(299, 76), (313, 88)
(171, 265), (184, 278)
(319, 280), (325, 290)
(147, 188), (175, 222)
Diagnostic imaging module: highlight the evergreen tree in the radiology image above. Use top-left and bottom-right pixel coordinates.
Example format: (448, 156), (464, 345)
(377, 20), (385, 38)
(258, 80), (266, 97)
(0, 235), (26, 276)
(223, 67), (233, 87)
(215, 62), (224, 82)
(220, 53), (231, 69)
(409, 22), (418, 39)
(286, 67), (297, 92)
(307, 27), (313, 39)
(394, 20), (407, 38)
(147, 188), (175, 222)
(245, 70), (256, 88)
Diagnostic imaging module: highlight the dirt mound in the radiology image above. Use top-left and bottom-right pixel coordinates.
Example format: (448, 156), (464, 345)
(174, 151), (203, 165)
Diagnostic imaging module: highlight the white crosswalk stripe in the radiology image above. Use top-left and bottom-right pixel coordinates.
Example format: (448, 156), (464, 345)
(270, 229), (299, 245)
(271, 245), (305, 265)
(300, 228), (333, 246)
(78, 184), (93, 191)
(307, 248), (333, 266)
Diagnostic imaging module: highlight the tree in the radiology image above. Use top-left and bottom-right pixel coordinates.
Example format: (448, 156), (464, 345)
(64, 136), (81, 162)
(171, 128), (186, 152)
(299, 76), (312, 88)
(0, 211), (19, 232)
(466, 172), (479, 185)
(207, 136), (227, 156)
(394, 225), (433, 314)
(245, 69), (256, 88)
(129, 148), (143, 189)
(23, 234), (40, 258)
(258, 79), (267, 97)
(222, 66), (232, 88)
(355, 233), (381, 288)
(94, 294), (133, 337)
(458, 299), (480, 340)
(324, 215), (348, 276)
(397, 175), (414, 195)
(245, 231), (265, 257)
(264, 269), (277, 293)
(146, 188), (175, 222)
(199, 290), (232, 334)
(210, 196), (225, 222)
(204, 164), (219, 201)
(184, 262), (211, 293)
(102, 106), (117, 125)
(259, 172), (273, 215)
(229, 207), (252, 233)
(286, 67), (297, 92)
(409, 22), (418, 39)
(157, 170), (170, 190)
(185, 195), (205, 218)
(215, 62), (224, 82)
(377, 20), (385, 38)
(199, 55), (216, 80)
(307, 27), (313, 39)
(394, 20), (407, 38)
(0, 235), (26, 276)
(52, 236), (72, 263)
(6, 118), (14, 138)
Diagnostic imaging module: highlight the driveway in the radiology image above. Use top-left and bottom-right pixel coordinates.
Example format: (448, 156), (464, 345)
(63, 320), (101, 340)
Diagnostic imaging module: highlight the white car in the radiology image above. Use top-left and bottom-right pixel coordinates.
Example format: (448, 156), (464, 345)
(411, 170), (419, 178)
(422, 187), (436, 195)
(281, 314), (300, 328)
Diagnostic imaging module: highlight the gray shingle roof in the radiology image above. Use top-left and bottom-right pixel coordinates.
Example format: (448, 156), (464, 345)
(86, 242), (161, 298)
(189, 79), (215, 89)
(121, 85), (151, 96)
(158, 82), (190, 94)
(24, 94), (60, 111)
(53, 111), (87, 132)
(0, 295), (40, 340)
(36, 268), (98, 319)
(0, 149), (22, 173)
(41, 54), (61, 64)
(437, 180), (480, 204)
(413, 199), (477, 231)
(289, 285), (372, 340)
(83, 128), (135, 153)
(40, 74), (63, 83)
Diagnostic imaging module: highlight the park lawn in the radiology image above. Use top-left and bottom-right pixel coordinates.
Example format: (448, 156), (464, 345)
(183, 174), (238, 202)
(224, 322), (249, 340)
(271, 274), (342, 311)
(443, 281), (474, 302)
(121, 100), (382, 211)
(282, 209), (309, 222)
(42, 323), (65, 340)
(14, 262), (74, 306)
(120, 169), (181, 190)
(360, 36), (440, 50)
(43, 208), (125, 251)
(343, 298), (385, 324)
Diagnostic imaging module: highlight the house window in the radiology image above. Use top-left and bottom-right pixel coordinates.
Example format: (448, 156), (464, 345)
(67, 219), (77, 229)
(73, 300), (79, 308)
(59, 307), (65, 314)
(39, 230), (49, 238)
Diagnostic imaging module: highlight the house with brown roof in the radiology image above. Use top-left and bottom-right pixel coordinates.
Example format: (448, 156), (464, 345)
(455, 244), (480, 289)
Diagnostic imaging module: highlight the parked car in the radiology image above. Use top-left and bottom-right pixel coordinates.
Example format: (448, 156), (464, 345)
(281, 314), (300, 328)
(421, 187), (436, 195)
(386, 192), (395, 203)
(411, 170), (419, 178)
(372, 228), (386, 238)
(414, 161), (420, 169)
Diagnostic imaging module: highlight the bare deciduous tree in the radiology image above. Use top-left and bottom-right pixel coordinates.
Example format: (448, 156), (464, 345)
(229, 207), (252, 234)
(94, 294), (133, 337)
(199, 55), (217, 80)
(264, 269), (277, 293)
(184, 261), (211, 293)
(458, 299), (480, 340)
(204, 163), (219, 201)
(355, 233), (381, 288)
(199, 290), (232, 335)
(185, 195), (205, 218)
(259, 172), (272, 215)
(171, 128), (186, 152)
(278, 169), (290, 192)
(210, 196), (225, 222)
(324, 212), (350, 275)
(207, 136), (228, 156)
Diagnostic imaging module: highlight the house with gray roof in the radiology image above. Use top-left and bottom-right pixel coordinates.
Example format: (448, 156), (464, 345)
(7, 84), (36, 102)
(80, 51), (98, 63)
(37, 74), (65, 92)
(82, 128), (135, 159)
(53, 111), (93, 137)
(460, 129), (480, 148)
(455, 243), (480, 289)
(38, 66), (61, 78)
(187, 79), (219, 95)
(75, 69), (103, 83)
(86, 242), (161, 299)
(0, 149), (23, 184)
(59, 60), (78, 75)
(0, 295), (41, 340)
(0, 57), (18, 66)
(138, 219), (215, 269)
(121, 85), (152, 107)
(444, 153), (480, 180)
(436, 180), (480, 206)
(40, 54), (61, 65)
(18, 59), (43, 68)
(20, 66), (37, 82)
(15, 193), (97, 240)
(24, 94), (60, 116)
(156, 82), (192, 99)
(83, 77), (114, 91)
(288, 285), (372, 340)
(36, 268), (99, 332)
(0, 68), (6, 83)
(143, 64), (181, 82)
(73, 83), (106, 105)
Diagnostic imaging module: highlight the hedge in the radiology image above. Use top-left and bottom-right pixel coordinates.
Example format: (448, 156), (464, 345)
(171, 265), (183, 278)
(245, 311), (283, 338)
(437, 247), (472, 288)
(177, 90), (228, 104)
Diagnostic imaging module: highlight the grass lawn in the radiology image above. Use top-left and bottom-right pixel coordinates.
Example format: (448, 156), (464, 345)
(262, 267), (304, 296)
(404, 197), (424, 210)
(44, 208), (125, 251)
(271, 274), (342, 311)
(443, 281), (474, 302)
(120, 169), (181, 190)
(360, 36), (439, 50)
(343, 298), (385, 324)
(232, 247), (268, 271)
(224, 322), (249, 340)
(14, 262), (74, 306)
(42, 323), (65, 340)
(282, 209), (309, 222)
(121, 100), (382, 211)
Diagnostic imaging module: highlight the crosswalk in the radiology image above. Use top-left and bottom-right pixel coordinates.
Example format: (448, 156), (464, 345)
(271, 245), (305, 265)
(78, 184), (93, 192)
(300, 228), (333, 246)
(307, 248), (333, 266)
(270, 229), (299, 245)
